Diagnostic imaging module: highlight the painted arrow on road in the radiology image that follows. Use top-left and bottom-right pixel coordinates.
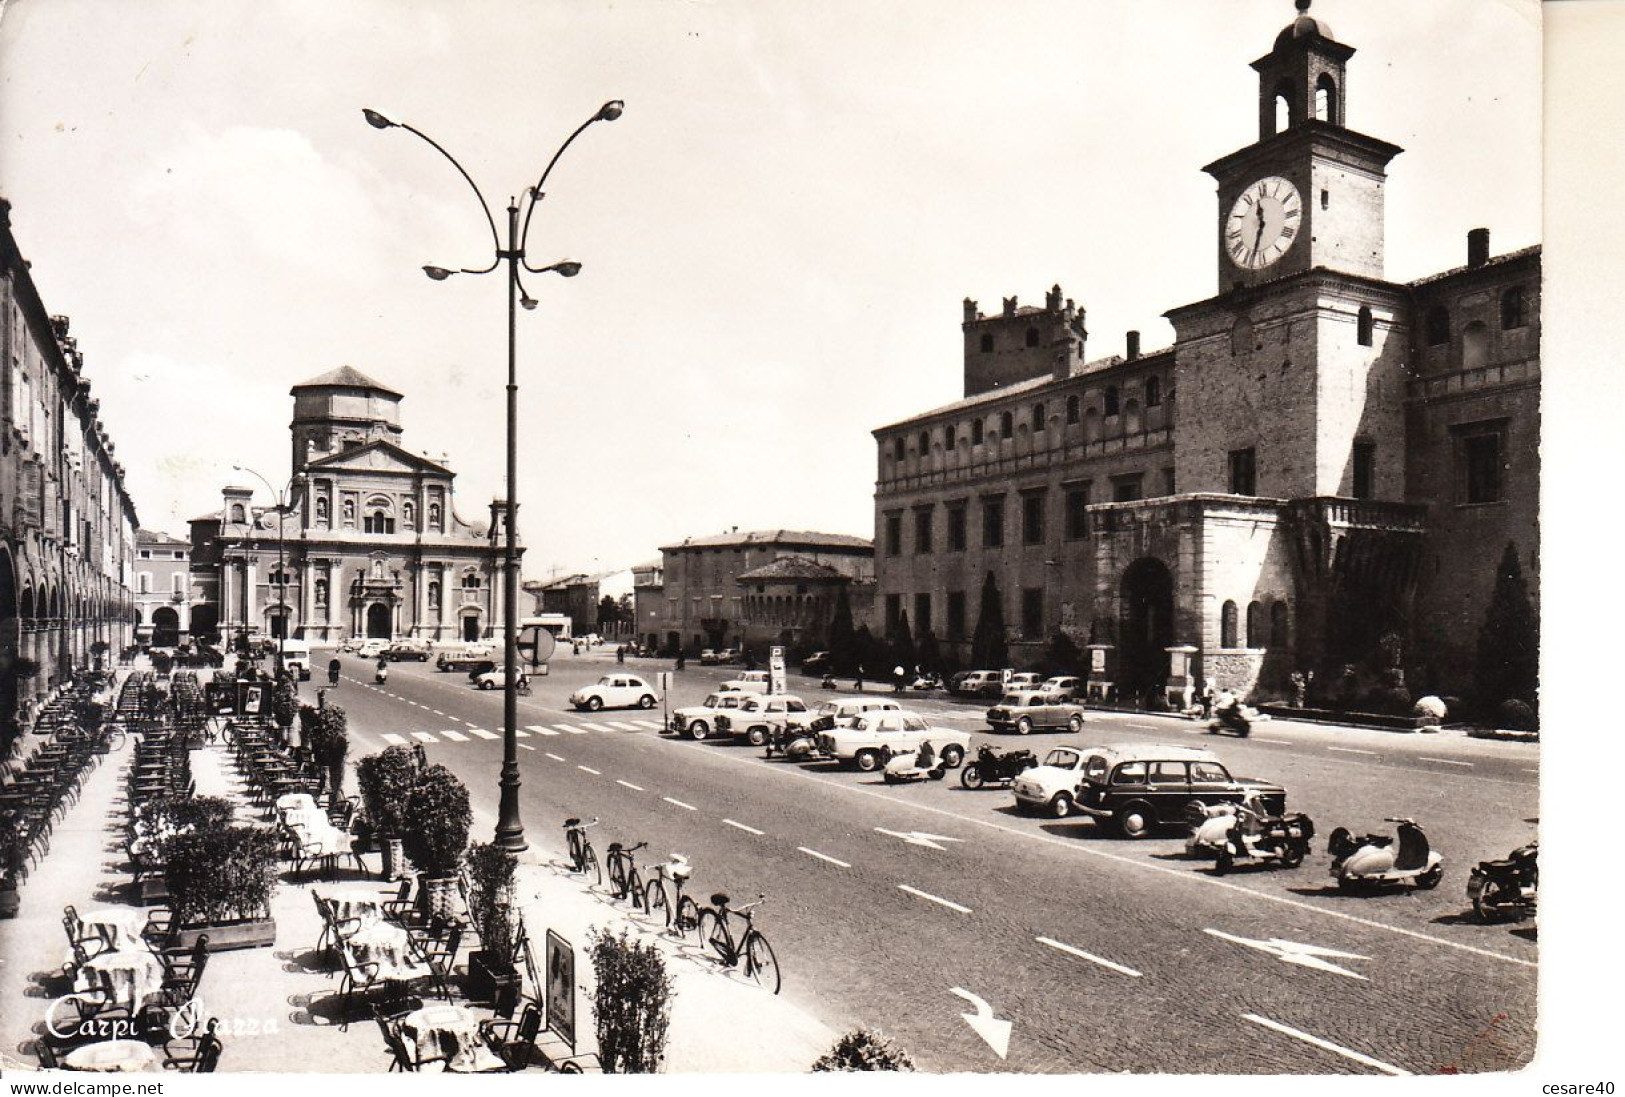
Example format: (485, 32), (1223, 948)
(1204, 929), (1371, 979)
(874, 827), (963, 851)
(950, 988), (1011, 1059)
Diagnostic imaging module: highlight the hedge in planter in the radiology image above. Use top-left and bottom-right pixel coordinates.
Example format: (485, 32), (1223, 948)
(164, 826), (280, 949)
(812, 1028), (916, 1071)
(304, 704), (350, 802)
(400, 764), (470, 922)
(356, 746), (420, 879)
(589, 927), (673, 1074)
(465, 842), (522, 1003)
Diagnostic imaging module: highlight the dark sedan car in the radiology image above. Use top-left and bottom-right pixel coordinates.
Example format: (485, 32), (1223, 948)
(1070, 743), (1287, 838)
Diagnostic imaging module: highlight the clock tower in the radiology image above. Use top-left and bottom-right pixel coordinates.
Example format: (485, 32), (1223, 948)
(1202, 0), (1403, 292)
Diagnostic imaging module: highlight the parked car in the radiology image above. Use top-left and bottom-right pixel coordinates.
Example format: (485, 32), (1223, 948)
(816, 711), (973, 772)
(808, 696), (902, 731)
(668, 690), (756, 740)
(1041, 676), (1085, 701)
(1008, 672), (1044, 691)
(987, 690), (1088, 735)
(357, 638), (390, 659)
(715, 694), (814, 746)
(280, 639), (312, 681)
(1069, 743), (1288, 838)
(721, 669), (771, 694)
(953, 670), (1005, 698)
(570, 674), (658, 712)
(699, 649), (722, 666)
(1012, 746), (1109, 818)
(471, 663), (531, 690)
(801, 651), (832, 675)
(338, 637), (360, 654)
(384, 638), (433, 662)
(436, 644), (495, 672)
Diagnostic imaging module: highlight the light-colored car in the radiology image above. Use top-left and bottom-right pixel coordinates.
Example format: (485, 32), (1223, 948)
(472, 664), (531, 690)
(280, 639), (312, 681)
(570, 674), (658, 712)
(817, 710), (973, 772)
(953, 670), (1005, 698)
(357, 638), (390, 659)
(721, 669), (771, 694)
(669, 690), (755, 741)
(436, 644), (495, 671)
(699, 649), (722, 665)
(715, 694), (813, 746)
(808, 697), (903, 730)
(1041, 676), (1085, 701)
(987, 690), (1089, 735)
(1012, 746), (1108, 818)
(1008, 672), (1045, 691)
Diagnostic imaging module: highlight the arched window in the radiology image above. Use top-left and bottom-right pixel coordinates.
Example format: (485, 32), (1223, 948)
(1104, 386), (1120, 417)
(1000, 410), (1013, 436)
(402, 501), (415, 529)
(315, 496), (329, 522)
(1220, 600), (1239, 648)
(979, 333), (994, 353)
(971, 419), (984, 445)
(1501, 286), (1529, 330)
(1270, 601), (1289, 650)
(364, 509), (395, 535)
(428, 581), (441, 609)
(314, 578), (328, 607)
(1025, 327), (1040, 348)
(1357, 306), (1374, 346)
(1246, 601), (1265, 647)
(892, 437), (905, 462)
(1462, 321), (1491, 371)
(1123, 399), (1142, 434)
(918, 430), (930, 455)
(230, 503), (245, 524)
(945, 423), (957, 448)
(462, 573), (482, 590)
(1066, 395), (1080, 424)
(1084, 407), (1102, 443)
(1425, 306), (1451, 347)
(1315, 74), (1338, 122)
(1032, 403), (1046, 432)
(428, 502), (442, 529)
(1145, 377), (1162, 407)
(1273, 82), (1294, 133)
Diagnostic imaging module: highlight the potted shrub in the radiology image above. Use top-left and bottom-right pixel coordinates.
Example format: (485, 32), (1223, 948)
(163, 826), (280, 950)
(272, 679), (298, 741)
(355, 746), (420, 880)
(150, 650), (174, 677)
(589, 927), (673, 1073)
(400, 764), (470, 923)
(813, 1029), (916, 1071)
(132, 796), (236, 903)
(465, 842), (522, 1003)
(0, 812), (24, 919)
(89, 640), (110, 673)
(305, 704), (350, 805)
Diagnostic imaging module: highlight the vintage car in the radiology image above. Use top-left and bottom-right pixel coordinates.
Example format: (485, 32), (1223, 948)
(668, 690), (756, 740)
(1007, 672), (1045, 691)
(720, 669), (771, 694)
(808, 696), (902, 731)
(1070, 743), (1288, 838)
(714, 694), (814, 746)
(570, 674), (658, 712)
(1041, 676), (1086, 701)
(436, 644), (495, 672)
(952, 670), (1006, 698)
(470, 663), (531, 690)
(383, 638), (433, 662)
(356, 638), (390, 659)
(1011, 746), (1109, 817)
(987, 690), (1089, 735)
(698, 648), (722, 665)
(801, 651), (832, 675)
(816, 711), (973, 772)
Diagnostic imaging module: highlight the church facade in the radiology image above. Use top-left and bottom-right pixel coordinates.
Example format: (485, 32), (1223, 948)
(189, 366), (517, 646)
(871, 5), (1537, 707)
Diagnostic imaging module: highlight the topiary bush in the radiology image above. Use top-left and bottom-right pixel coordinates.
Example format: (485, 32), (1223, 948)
(466, 842), (521, 965)
(1497, 698), (1537, 732)
(400, 764), (470, 877)
(1413, 695), (1448, 721)
(812, 1028), (916, 1072)
(355, 746), (420, 837)
(589, 927), (673, 1074)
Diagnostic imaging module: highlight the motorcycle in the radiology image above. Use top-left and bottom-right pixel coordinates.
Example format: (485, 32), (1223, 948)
(820, 674), (839, 691)
(959, 745), (1038, 789)
(1467, 840), (1537, 923)
(374, 661), (389, 685)
(1327, 817), (1443, 892)
(764, 723), (820, 761)
(880, 741), (949, 784)
(1207, 701), (1261, 738)
(1187, 801), (1315, 873)
(909, 674), (943, 692)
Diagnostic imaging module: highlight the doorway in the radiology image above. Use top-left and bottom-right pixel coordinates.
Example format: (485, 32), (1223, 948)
(152, 607), (182, 648)
(1119, 557), (1174, 704)
(462, 615), (482, 643)
(366, 603), (392, 639)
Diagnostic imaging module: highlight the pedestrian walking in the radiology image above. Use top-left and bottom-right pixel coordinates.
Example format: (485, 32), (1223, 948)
(893, 664), (906, 694)
(1199, 678), (1216, 719)
(327, 658), (341, 687)
(854, 666), (865, 693)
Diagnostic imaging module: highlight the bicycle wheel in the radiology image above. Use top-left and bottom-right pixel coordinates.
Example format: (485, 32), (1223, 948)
(675, 895), (702, 937)
(626, 868), (646, 911)
(745, 931), (781, 994)
(607, 853), (629, 899)
(645, 879), (671, 926)
(697, 910), (733, 964)
(582, 845), (602, 886)
(567, 830), (584, 868)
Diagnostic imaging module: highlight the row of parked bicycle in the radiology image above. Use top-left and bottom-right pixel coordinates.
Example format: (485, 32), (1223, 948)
(560, 817), (781, 993)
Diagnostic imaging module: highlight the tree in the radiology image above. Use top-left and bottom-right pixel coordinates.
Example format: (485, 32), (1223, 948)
(970, 572), (1008, 670)
(852, 624), (882, 676)
(1474, 541), (1539, 713)
(598, 595), (622, 629)
(1038, 631), (1083, 677)
(916, 629), (944, 677)
(813, 1028), (915, 1072)
(827, 585), (859, 674)
(589, 927), (674, 1073)
(889, 611), (916, 674)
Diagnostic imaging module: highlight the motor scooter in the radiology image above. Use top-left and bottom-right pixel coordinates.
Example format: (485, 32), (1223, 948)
(959, 745), (1037, 789)
(764, 723), (820, 760)
(880, 741), (948, 784)
(1207, 701), (1260, 737)
(1187, 802), (1315, 873)
(1327, 817), (1443, 892)
(820, 674), (839, 691)
(374, 661), (389, 685)
(1467, 840), (1537, 922)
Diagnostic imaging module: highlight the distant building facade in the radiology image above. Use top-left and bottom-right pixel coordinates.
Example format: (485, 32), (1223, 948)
(631, 558), (664, 648)
(525, 574), (600, 636)
(189, 366), (517, 646)
(872, 11), (1538, 704)
(1, 198), (139, 738)
(134, 530), (191, 647)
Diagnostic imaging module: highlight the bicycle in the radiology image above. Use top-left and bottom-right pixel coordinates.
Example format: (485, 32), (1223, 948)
(563, 817), (601, 886)
(605, 840), (650, 912)
(696, 893), (780, 994)
(644, 854), (701, 936)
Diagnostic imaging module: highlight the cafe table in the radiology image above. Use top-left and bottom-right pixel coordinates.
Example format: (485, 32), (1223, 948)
(62, 1039), (157, 1073)
(399, 1005), (505, 1073)
(80, 949), (163, 1012)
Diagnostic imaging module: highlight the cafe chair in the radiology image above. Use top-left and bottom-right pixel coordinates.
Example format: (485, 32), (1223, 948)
(161, 1017), (223, 1072)
(480, 1001), (543, 1072)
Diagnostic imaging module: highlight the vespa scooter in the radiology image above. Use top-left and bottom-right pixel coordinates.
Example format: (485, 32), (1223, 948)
(881, 741), (948, 784)
(1188, 801), (1315, 874)
(1467, 840), (1537, 922)
(1327, 817), (1443, 892)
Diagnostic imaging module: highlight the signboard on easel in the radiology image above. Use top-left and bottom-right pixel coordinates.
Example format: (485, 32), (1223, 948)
(545, 929), (576, 1052)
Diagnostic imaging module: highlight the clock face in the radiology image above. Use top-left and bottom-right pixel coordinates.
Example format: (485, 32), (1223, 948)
(1226, 176), (1303, 270)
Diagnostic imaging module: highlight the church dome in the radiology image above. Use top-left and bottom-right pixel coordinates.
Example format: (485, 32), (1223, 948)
(1275, 1), (1334, 48)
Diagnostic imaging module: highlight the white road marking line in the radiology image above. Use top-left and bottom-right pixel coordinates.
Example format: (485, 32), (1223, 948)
(1328, 746), (1377, 756)
(526, 725), (558, 736)
(514, 728), (530, 738)
(898, 884), (972, 914)
(608, 721), (641, 731)
(722, 818), (764, 835)
(1524, 768), (1538, 774)
(431, 710), (445, 717)
(520, 743), (536, 751)
(440, 730), (469, 742)
(616, 779), (645, 792)
(410, 731), (437, 743)
(545, 753), (566, 762)
(663, 797), (696, 811)
(577, 765), (601, 775)
(1241, 1014), (1409, 1076)
(380, 733), (408, 746)
(1254, 737), (1290, 745)
(560, 726), (591, 735)
(1036, 936), (1143, 977)
(469, 728), (499, 740)
(632, 720), (664, 730)
(798, 847), (850, 868)
(1421, 757), (1473, 767)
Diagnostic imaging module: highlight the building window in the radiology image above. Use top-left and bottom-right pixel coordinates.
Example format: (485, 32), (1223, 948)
(1112, 475), (1143, 503)
(999, 410), (1013, 436)
(1025, 327), (1040, 348)
(1030, 403), (1044, 432)
(1246, 601), (1264, 647)
(463, 573), (482, 590)
(1315, 74), (1338, 122)
(1162, 467), (1176, 496)
(946, 590), (967, 640)
(364, 510), (396, 535)
(1021, 491), (1046, 546)
(979, 333), (994, 353)
(1145, 377), (1162, 407)
(1352, 441), (1375, 499)
(1501, 286), (1529, 330)
(982, 496), (1005, 548)
(1271, 601), (1289, 649)
(1021, 587), (1044, 639)
(1104, 386), (1120, 416)
(1220, 600), (1239, 648)
(885, 593), (902, 633)
(971, 419), (984, 445)
(918, 430), (931, 455)
(1425, 306), (1451, 347)
(230, 504), (246, 524)
(1228, 448), (1257, 495)
(892, 437), (905, 462)
(914, 508), (933, 554)
(1066, 395), (1080, 424)
(885, 512), (903, 556)
(914, 593), (932, 634)
(946, 504), (967, 552)
(1462, 321), (1491, 371)
(138, 572), (151, 594)
(1457, 423), (1507, 505)
(172, 572), (185, 595)
(1357, 306), (1374, 346)
(944, 423), (957, 448)
(315, 578), (329, 606)
(1064, 482), (1091, 539)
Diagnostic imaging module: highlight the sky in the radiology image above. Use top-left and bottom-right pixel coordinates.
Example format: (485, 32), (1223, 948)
(0, 0), (1541, 580)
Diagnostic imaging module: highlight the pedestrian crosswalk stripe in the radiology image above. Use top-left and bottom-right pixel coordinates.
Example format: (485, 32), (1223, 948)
(526, 725), (559, 736)
(632, 720), (664, 730)
(559, 726), (591, 735)
(441, 730), (469, 742)
(520, 743), (536, 752)
(380, 733), (409, 746)
(607, 721), (641, 731)
(515, 728), (530, 738)
(469, 728), (499, 740)
(411, 731), (437, 743)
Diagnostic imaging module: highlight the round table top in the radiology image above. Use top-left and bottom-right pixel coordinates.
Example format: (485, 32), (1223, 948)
(63, 1039), (157, 1072)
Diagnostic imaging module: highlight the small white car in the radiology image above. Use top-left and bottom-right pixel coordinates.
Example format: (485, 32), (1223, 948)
(1008, 672), (1045, 691)
(715, 694), (813, 746)
(1041, 676), (1085, 701)
(357, 638), (390, 659)
(809, 697), (902, 730)
(1012, 746), (1106, 818)
(721, 669), (771, 694)
(571, 674), (658, 712)
(816, 711), (973, 772)
(669, 690), (755, 740)
(472, 665), (531, 690)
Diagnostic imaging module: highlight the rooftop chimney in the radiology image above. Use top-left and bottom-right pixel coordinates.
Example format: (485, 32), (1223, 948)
(1468, 227), (1490, 268)
(963, 298), (978, 323)
(1126, 330), (1141, 360)
(1002, 296), (1018, 318)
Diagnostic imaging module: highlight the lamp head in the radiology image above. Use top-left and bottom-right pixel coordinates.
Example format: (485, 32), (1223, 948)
(362, 108), (396, 130)
(423, 266), (453, 281)
(597, 100), (625, 122)
(552, 261), (582, 278)
(520, 295), (538, 311)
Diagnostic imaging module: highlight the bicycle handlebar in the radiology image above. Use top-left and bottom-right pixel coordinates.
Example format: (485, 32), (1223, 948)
(563, 816), (600, 830)
(734, 893), (768, 915)
(627, 841), (648, 853)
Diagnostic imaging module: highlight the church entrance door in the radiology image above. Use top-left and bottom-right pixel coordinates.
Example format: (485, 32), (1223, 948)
(366, 603), (392, 639)
(1119, 557), (1174, 706)
(462, 615), (481, 643)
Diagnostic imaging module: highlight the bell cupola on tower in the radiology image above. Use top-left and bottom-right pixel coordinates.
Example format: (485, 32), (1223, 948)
(1253, 0), (1350, 138)
(289, 365), (405, 474)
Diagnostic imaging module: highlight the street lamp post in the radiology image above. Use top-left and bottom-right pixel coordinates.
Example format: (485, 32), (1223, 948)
(234, 466), (306, 679)
(364, 99), (623, 853)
